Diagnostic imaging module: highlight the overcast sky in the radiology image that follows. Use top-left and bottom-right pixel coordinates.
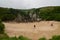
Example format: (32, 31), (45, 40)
(0, 0), (60, 9)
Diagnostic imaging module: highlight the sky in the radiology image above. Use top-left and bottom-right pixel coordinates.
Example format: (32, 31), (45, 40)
(0, 0), (60, 9)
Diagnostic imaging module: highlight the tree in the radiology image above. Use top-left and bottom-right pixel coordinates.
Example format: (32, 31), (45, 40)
(0, 20), (5, 34)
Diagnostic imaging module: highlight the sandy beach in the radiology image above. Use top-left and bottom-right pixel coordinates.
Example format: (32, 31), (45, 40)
(3, 21), (60, 40)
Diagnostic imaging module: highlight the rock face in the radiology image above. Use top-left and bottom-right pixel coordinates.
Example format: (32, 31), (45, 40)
(14, 9), (41, 22)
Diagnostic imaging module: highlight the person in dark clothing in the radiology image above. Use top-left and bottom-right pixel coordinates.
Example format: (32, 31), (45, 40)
(51, 23), (53, 26)
(34, 25), (36, 28)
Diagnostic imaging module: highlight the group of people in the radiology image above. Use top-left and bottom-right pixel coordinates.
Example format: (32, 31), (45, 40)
(33, 23), (53, 28)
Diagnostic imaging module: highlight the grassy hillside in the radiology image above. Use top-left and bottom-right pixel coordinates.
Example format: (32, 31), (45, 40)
(0, 6), (60, 22)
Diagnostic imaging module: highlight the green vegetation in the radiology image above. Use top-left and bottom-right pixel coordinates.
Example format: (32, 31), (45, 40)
(0, 20), (5, 34)
(39, 37), (46, 40)
(40, 6), (60, 21)
(0, 6), (60, 22)
(0, 35), (30, 40)
(18, 36), (31, 40)
(39, 35), (60, 40)
(49, 35), (60, 40)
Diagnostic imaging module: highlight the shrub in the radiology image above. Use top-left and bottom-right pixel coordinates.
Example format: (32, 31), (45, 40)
(0, 20), (5, 34)
(18, 36), (30, 40)
(49, 35), (60, 40)
(39, 37), (46, 40)
(8, 36), (18, 40)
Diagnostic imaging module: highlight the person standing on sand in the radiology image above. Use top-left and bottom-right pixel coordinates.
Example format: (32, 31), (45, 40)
(51, 23), (53, 26)
(34, 25), (36, 28)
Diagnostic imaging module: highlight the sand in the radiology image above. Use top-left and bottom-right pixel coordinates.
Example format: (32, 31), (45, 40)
(3, 21), (60, 40)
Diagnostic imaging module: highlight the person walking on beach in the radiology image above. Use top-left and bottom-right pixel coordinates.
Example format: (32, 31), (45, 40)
(34, 25), (36, 28)
(51, 23), (53, 26)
